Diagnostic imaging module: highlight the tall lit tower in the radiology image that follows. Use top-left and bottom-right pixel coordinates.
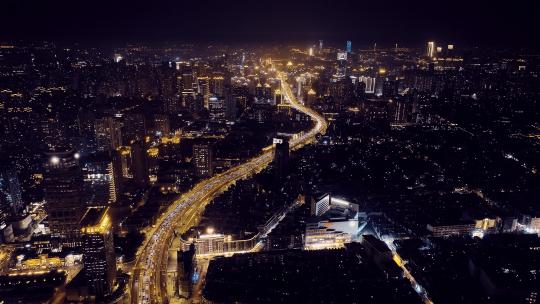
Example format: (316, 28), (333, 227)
(43, 149), (84, 244)
(0, 170), (23, 215)
(81, 206), (116, 298)
(427, 41), (436, 58)
(346, 41), (352, 53)
(193, 144), (213, 178)
(273, 137), (290, 180)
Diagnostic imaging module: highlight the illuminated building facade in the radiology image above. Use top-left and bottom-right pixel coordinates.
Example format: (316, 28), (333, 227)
(427, 41), (436, 58)
(0, 170), (23, 215)
(94, 117), (122, 152)
(43, 149), (84, 244)
(273, 137), (289, 180)
(81, 207), (116, 298)
(305, 194), (360, 250)
(193, 144), (213, 178)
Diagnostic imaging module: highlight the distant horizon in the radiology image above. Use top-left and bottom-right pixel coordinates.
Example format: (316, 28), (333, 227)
(1, 39), (539, 52)
(2, 0), (539, 49)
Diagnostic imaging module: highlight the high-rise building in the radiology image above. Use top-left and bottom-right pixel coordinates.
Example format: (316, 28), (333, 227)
(306, 89), (317, 107)
(359, 76), (376, 94)
(129, 141), (149, 187)
(43, 149), (84, 244)
(210, 74), (225, 97)
(273, 137), (289, 180)
(182, 72), (195, 91)
(208, 96), (225, 122)
(122, 113), (146, 144)
(225, 94), (237, 122)
(81, 207), (116, 298)
(274, 89), (283, 105)
(427, 41), (436, 58)
(153, 114), (170, 136)
(197, 76), (210, 109)
(108, 153), (123, 203)
(0, 170), (24, 216)
(319, 40), (323, 53)
(193, 144), (213, 178)
(94, 117), (122, 152)
(346, 40), (352, 53)
(177, 244), (196, 299)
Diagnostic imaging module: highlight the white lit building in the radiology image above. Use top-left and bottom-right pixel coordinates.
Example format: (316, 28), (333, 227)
(304, 194), (361, 250)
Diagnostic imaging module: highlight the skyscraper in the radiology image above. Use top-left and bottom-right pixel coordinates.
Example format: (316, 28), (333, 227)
(225, 94), (237, 122)
(153, 114), (170, 136)
(193, 144), (213, 178)
(94, 116), (123, 152)
(346, 40), (352, 53)
(122, 113), (146, 143)
(130, 141), (149, 187)
(274, 89), (283, 105)
(0, 170), (23, 216)
(273, 137), (290, 180)
(108, 152), (123, 203)
(210, 73), (225, 97)
(43, 149), (84, 244)
(427, 41), (436, 58)
(81, 206), (116, 298)
(208, 96), (225, 122)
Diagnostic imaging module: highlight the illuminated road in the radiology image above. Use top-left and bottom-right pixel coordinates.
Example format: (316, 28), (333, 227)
(130, 70), (327, 303)
(387, 242), (433, 304)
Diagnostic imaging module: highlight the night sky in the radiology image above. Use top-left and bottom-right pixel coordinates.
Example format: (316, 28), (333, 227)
(1, 0), (538, 48)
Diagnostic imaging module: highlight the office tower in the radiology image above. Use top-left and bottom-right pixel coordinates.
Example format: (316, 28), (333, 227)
(122, 113), (146, 143)
(274, 89), (283, 105)
(182, 89), (196, 110)
(94, 117), (122, 152)
(256, 83), (272, 101)
(360, 76), (376, 94)
(43, 149), (84, 244)
(108, 153), (123, 203)
(182, 72), (195, 91)
(0, 170), (24, 215)
(225, 94), (237, 122)
(208, 96), (225, 122)
(296, 76), (304, 98)
(382, 78), (399, 98)
(427, 41), (436, 58)
(153, 114), (170, 136)
(130, 141), (149, 187)
(193, 144), (213, 178)
(319, 40), (323, 52)
(306, 89), (316, 107)
(197, 76), (210, 109)
(40, 114), (67, 150)
(210, 73), (225, 97)
(447, 44), (455, 57)
(81, 207), (116, 298)
(177, 244), (196, 298)
(346, 40), (352, 53)
(308, 47), (314, 56)
(273, 137), (290, 180)
(393, 100), (410, 123)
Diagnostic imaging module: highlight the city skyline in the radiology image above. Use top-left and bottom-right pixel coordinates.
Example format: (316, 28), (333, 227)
(1, 2), (540, 303)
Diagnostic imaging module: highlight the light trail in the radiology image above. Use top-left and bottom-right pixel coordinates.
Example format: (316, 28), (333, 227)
(129, 70), (327, 303)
